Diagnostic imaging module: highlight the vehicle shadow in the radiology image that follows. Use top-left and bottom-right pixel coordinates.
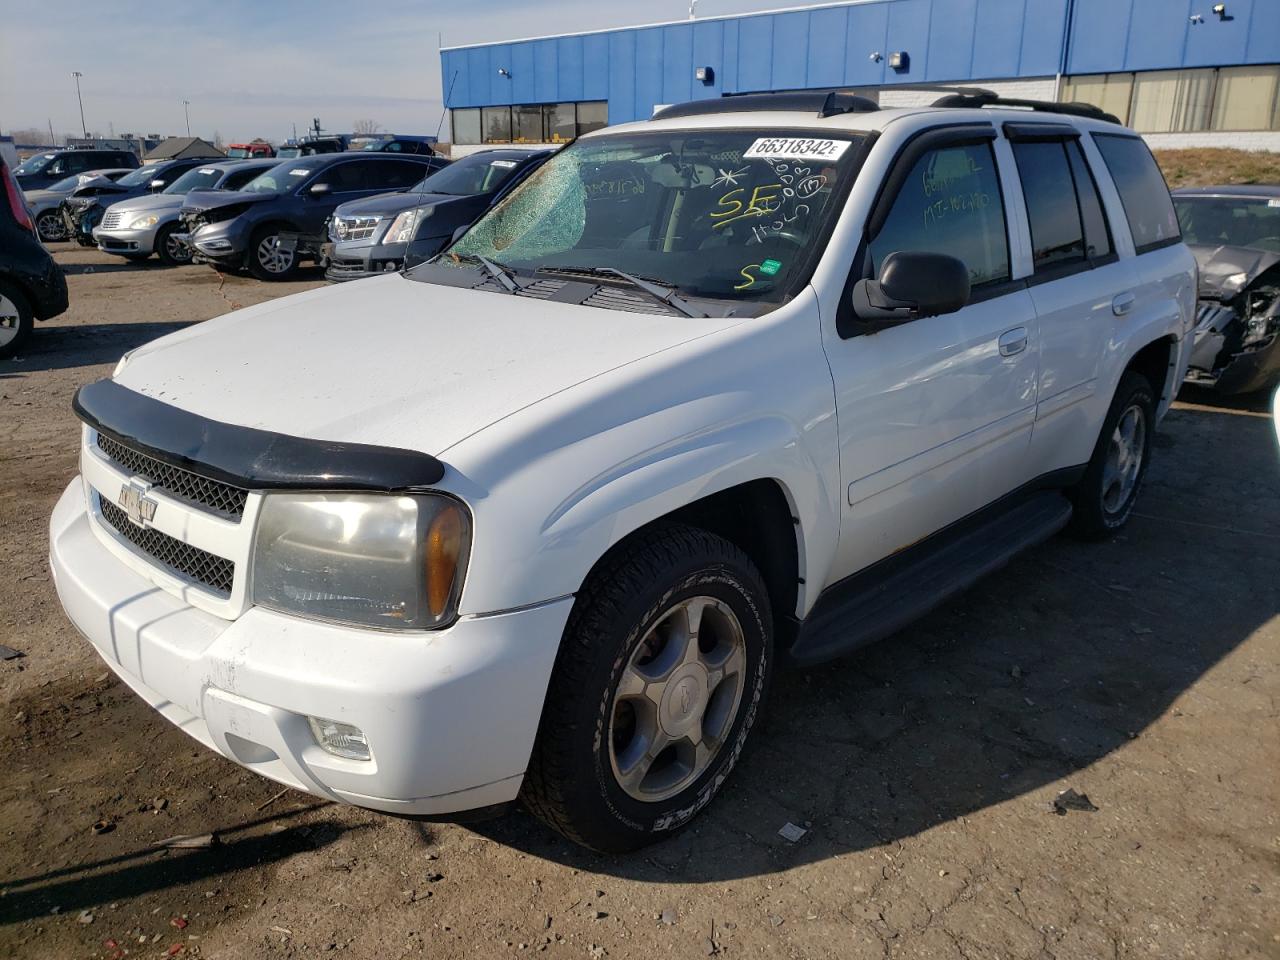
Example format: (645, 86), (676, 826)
(469, 401), (1280, 881)
(0, 805), (350, 925)
(1175, 382), (1274, 415)
(0, 321), (196, 377)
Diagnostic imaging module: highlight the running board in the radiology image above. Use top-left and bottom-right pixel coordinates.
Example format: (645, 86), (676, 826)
(790, 491), (1073, 667)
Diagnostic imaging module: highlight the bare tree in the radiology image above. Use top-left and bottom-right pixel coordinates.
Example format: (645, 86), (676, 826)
(212, 130), (225, 150)
(352, 119), (381, 136)
(7, 127), (48, 146)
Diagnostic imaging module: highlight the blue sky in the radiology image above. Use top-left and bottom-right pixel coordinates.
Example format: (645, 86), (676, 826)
(0, 0), (821, 143)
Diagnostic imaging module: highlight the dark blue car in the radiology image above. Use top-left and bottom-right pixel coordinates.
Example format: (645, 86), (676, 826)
(180, 152), (448, 280)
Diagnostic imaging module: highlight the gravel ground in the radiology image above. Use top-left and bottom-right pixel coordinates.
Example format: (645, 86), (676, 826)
(1, 248), (1278, 960)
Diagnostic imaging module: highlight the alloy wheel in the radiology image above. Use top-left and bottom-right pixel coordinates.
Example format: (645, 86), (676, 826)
(256, 235), (294, 274)
(0, 294), (23, 348)
(608, 596), (747, 802)
(36, 212), (68, 242)
(1101, 403), (1146, 515)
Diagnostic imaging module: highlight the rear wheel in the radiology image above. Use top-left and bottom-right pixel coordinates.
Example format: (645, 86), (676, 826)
(1069, 371), (1156, 539)
(35, 210), (68, 243)
(0, 281), (34, 361)
(247, 226), (299, 281)
(154, 223), (192, 266)
(522, 523), (773, 852)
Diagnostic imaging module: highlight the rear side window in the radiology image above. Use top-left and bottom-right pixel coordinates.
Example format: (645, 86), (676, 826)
(1011, 141), (1085, 270)
(373, 159), (432, 189)
(1092, 134), (1179, 254)
(1065, 141), (1112, 259)
(869, 142), (1011, 288)
(221, 167), (265, 191)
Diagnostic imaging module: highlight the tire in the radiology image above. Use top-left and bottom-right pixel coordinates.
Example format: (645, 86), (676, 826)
(0, 280), (34, 361)
(522, 522), (773, 853)
(247, 225), (299, 281)
(1069, 370), (1156, 540)
(154, 223), (192, 266)
(35, 210), (68, 243)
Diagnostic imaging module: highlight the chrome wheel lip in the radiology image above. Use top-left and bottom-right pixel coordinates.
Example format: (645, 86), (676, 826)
(607, 595), (748, 803)
(164, 231), (191, 263)
(1101, 403), (1146, 515)
(0, 294), (23, 348)
(256, 235), (294, 274)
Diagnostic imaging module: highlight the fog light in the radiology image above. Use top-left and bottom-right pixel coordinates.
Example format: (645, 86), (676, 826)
(307, 716), (371, 761)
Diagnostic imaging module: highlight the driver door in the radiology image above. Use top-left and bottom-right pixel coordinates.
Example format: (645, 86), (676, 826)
(822, 127), (1040, 580)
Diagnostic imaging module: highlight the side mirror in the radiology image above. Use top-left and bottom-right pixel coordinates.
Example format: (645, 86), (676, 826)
(149, 179), (165, 191)
(308, 182), (332, 197)
(851, 251), (970, 327)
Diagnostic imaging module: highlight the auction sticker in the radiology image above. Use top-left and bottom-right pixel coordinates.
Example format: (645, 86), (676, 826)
(743, 137), (851, 161)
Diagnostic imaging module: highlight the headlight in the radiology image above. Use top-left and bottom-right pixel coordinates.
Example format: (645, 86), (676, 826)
(129, 214), (160, 229)
(1222, 271), (1249, 294)
(252, 492), (470, 630)
(383, 209), (422, 245)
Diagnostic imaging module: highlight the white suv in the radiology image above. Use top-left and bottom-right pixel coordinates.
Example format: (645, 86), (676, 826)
(51, 90), (1196, 852)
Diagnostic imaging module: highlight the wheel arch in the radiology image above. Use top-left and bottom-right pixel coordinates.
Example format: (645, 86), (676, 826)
(1124, 335), (1178, 414)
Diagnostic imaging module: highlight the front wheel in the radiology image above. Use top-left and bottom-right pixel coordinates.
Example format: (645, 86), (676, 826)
(0, 280), (35, 361)
(154, 223), (192, 266)
(1069, 370), (1156, 539)
(247, 226), (299, 281)
(35, 210), (68, 243)
(521, 523), (773, 852)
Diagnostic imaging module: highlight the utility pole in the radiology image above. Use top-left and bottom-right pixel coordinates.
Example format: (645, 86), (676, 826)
(183, 100), (191, 137)
(72, 71), (87, 138)
(47, 119), (56, 147)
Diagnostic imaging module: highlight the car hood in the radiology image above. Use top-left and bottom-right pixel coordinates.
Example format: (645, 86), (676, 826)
(1188, 243), (1280, 296)
(334, 191), (455, 219)
(180, 189), (278, 214)
(114, 273), (744, 456)
(106, 192), (185, 215)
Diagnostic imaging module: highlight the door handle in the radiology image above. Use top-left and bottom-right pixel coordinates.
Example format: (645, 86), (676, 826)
(1112, 292), (1136, 316)
(998, 327), (1028, 357)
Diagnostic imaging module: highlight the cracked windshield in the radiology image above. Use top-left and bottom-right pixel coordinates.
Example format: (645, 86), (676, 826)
(431, 130), (865, 302)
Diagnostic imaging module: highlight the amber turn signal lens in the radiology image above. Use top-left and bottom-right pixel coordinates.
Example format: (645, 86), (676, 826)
(425, 503), (465, 618)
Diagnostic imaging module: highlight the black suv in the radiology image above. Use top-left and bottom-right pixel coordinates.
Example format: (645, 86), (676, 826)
(181, 152), (446, 280)
(14, 148), (139, 190)
(1, 158), (69, 359)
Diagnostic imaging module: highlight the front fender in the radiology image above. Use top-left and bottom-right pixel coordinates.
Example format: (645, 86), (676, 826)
(444, 291), (841, 619)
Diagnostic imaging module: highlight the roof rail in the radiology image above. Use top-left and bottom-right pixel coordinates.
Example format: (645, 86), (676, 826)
(652, 90), (879, 122)
(930, 88), (1120, 124)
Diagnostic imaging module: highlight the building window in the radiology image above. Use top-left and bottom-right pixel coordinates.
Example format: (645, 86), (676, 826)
(1211, 65), (1280, 132)
(449, 101), (611, 145)
(452, 108), (481, 146)
(482, 106), (513, 144)
(513, 105), (542, 143)
(577, 101), (608, 134)
(1064, 66), (1280, 134)
(1061, 74), (1134, 126)
(1129, 69), (1215, 133)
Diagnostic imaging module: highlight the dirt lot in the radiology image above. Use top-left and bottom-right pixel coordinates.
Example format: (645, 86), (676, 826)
(1, 248), (1278, 960)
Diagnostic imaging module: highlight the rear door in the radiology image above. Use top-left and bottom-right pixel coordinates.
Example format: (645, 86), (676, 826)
(823, 125), (1041, 578)
(1006, 124), (1130, 478)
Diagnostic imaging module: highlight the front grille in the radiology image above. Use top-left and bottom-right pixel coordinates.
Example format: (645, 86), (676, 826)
(99, 497), (235, 596)
(101, 210), (123, 230)
(335, 216), (380, 241)
(96, 434), (248, 519)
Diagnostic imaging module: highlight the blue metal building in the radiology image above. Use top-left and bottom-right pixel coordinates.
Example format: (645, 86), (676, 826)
(440, 0), (1280, 149)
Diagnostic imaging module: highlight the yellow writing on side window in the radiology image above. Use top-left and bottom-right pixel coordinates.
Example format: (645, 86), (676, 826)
(711, 184), (782, 229)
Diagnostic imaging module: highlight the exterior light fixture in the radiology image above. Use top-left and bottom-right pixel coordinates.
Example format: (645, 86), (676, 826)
(1189, 13), (1204, 23)
(888, 51), (909, 72)
(1212, 3), (1231, 19)
(497, 67), (511, 78)
(869, 51), (883, 63)
(695, 66), (714, 84)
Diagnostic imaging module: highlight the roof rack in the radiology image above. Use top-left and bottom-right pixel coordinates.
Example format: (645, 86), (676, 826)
(652, 90), (880, 122)
(930, 87), (1120, 124)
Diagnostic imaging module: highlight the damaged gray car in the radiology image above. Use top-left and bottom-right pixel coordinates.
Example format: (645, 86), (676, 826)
(1173, 185), (1280, 395)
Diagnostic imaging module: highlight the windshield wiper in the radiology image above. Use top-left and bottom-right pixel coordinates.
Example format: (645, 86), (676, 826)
(456, 253), (522, 293)
(536, 265), (708, 318)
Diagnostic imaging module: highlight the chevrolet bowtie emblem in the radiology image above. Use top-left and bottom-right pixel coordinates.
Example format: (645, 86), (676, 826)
(118, 480), (158, 528)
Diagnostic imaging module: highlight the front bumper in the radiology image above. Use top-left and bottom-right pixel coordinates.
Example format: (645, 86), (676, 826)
(188, 219), (251, 266)
(323, 239), (407, 282)
(94, 224), (161, 257)
(50, 479), (571, 816)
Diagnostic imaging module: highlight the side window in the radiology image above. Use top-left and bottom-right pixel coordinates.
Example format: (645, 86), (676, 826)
(869, 142), (1010, 289)
(1092, 134), (1180, 253)
(1065, 141), (1112, 260)
(372, 159), (430, 189)
(313, 160), (373, 192)
(1011, 141), (1086, 270)
(65, 154), (92, 173)
(222, 167), (263, 191)
(45, 157), (67, 176)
